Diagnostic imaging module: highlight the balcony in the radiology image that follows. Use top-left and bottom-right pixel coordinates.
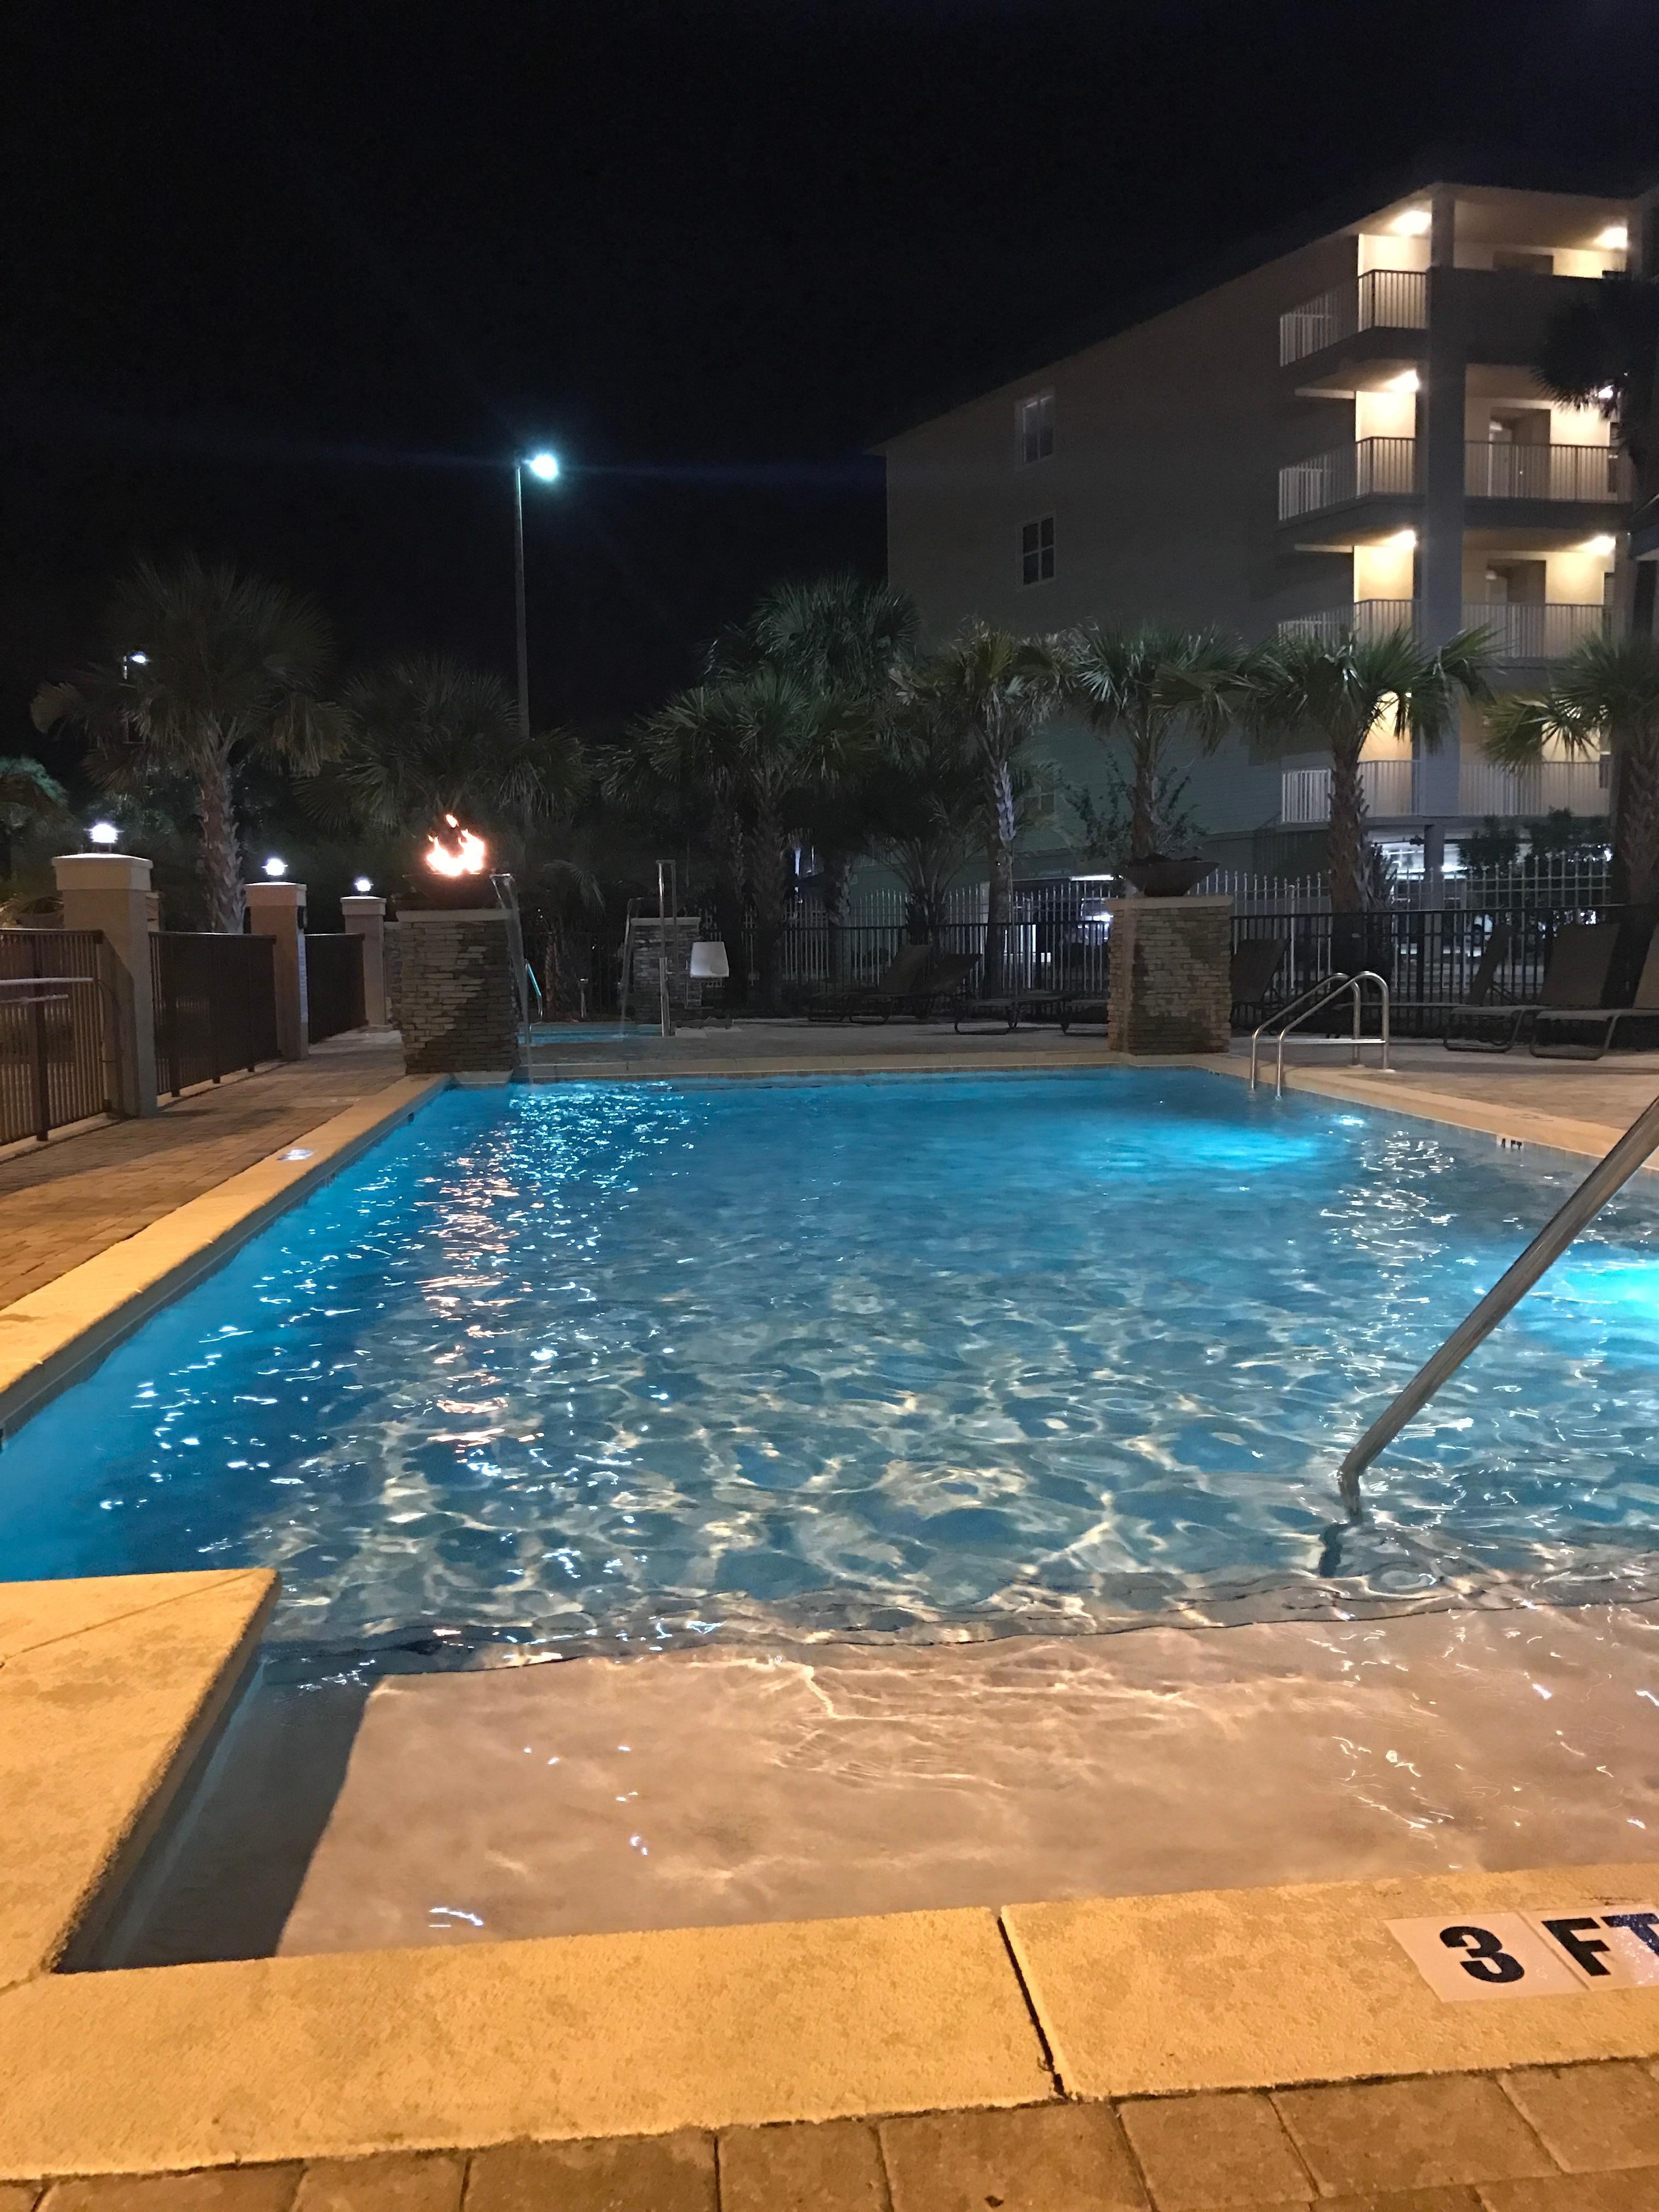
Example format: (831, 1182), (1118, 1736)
(1458, 756), (1610, 818)
(1465, 442), (1628, 502)
(1278, 601), (1607, 659)
(1281, 760), (1417, 824)
(1280, 754), (1610, 826)
(1278, 437), (1418, 522)
(1279, 271), (1429, 368)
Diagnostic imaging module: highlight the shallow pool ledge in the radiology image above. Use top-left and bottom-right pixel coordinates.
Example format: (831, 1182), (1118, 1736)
(4, 1571), (1659, 2174)
(0, 1074), (445, 1442)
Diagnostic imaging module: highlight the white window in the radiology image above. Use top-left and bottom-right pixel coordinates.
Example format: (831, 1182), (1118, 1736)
(1020, 516), (1054, 586)
(1017, 391), (1054, 464)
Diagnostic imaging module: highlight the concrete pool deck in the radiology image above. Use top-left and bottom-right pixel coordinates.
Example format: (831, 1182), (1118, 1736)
(7, 1025), (1659, 2192)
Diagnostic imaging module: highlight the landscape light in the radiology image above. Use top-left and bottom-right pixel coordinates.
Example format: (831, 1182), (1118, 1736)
(1386, 369), (1420, 392)
(1586, 535), (1617, 556)
(262, 856), (288, 878)
(353, 875), (373, 894)
(87, 821), (119, 847)
(1596, 224), (1629, 250)
(524, 450), (560, 482)
(1392, 207), (1432, 236)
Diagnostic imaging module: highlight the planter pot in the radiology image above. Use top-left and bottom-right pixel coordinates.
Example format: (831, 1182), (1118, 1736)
(1121, 856), (1212, 898)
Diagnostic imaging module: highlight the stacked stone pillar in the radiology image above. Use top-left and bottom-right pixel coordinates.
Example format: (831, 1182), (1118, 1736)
(52, 851), (159, 1116)
(395, 906), (520, 1077)
(1105, 895), (1233, 1056)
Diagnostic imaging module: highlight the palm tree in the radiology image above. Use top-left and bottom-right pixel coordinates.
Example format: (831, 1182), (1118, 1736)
(31, 554), (338, 933)
(0, 756), (70, 891)
(1060, 624), (1243, 859)
(636, 667), (859, 1006)
(1537, 275), (1659, 631)
(901, 624), (1060, 992)
(1244, 627), (1493, 915)
(318, 655), (586, 842)
(708, 572), (919, 693)
(1484, 631), (1659, 904)
(859, 689), (983, 940)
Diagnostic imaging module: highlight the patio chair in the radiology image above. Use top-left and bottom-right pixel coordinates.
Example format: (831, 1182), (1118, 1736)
(1444, 921), (1622, 1053)
(804, 941), (934, 1023)
(1390, 924), (1511, 1041)
(1530, 928), (1659, 1060)
(1228, 935), (1288, 1025)
(900, 950), (979, 1021)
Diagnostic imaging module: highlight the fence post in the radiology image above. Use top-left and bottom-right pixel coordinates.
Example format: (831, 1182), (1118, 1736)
(52, 851), (159, 1116)
(341, 895), (388, 1026)
(245, 880), (309, 1059)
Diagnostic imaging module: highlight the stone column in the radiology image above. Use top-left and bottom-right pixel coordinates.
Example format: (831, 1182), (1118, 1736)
(245, 881), (308, 1060)
(52, 851), (159, 1116)
(395, 906), (520, 1078)
(341, 895), (388, 1028)
(1105, 895), (1233, 1056)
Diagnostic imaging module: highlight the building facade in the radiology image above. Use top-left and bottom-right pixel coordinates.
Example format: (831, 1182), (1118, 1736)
(878, 182), (1643, 882)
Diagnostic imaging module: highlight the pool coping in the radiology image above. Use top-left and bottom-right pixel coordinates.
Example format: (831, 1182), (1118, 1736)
(0, 1073), (447, 1445)
(6, 1051), (1659, 2172)
(5, 1570), (1659, 2177)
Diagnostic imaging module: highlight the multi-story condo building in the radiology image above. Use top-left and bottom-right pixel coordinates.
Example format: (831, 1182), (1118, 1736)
(877, 181), (1647, 882)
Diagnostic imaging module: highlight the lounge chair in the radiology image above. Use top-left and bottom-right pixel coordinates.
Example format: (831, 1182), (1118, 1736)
(805, 941), (934, 1023)
(1444, 921), (1621, 1053)
(1228, 935), (1288, 1025)
(1530, 929), (1659, 1059)
(1390, 924), (1512, 1041)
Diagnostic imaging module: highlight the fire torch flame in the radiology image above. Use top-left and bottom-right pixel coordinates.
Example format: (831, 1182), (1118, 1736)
(425, 814), (488, 878)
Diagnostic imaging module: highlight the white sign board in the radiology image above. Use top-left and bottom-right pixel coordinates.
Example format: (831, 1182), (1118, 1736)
(1390, 1904), (1659, 2002)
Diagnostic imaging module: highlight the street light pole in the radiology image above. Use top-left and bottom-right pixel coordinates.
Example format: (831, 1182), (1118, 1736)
(514, 451), (561, 739)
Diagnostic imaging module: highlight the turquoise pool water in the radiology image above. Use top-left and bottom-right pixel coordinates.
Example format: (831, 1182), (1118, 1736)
(3, 1072), (1657, 1651)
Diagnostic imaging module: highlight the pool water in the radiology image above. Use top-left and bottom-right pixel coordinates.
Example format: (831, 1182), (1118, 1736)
(4, 1072), (1658, 1652)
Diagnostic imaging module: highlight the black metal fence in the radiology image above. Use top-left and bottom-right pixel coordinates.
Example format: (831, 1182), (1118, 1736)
(1232, 904), (1647, 1035)
(0, 929), (117, 1144)
(151, 932), (279, 1097)
(304, 933), (366, 1043)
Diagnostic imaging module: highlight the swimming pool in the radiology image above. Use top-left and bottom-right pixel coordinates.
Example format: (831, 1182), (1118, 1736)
(3, 1071), (1657, 1654)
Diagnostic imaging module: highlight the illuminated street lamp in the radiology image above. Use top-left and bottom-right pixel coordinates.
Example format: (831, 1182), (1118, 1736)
(515, 450), (562, 737)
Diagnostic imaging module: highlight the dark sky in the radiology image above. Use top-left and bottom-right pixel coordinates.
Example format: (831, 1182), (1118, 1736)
(9, 0), (1659, 764)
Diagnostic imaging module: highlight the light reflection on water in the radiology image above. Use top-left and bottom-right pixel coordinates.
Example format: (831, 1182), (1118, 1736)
(2, 1071), (1657, 1652)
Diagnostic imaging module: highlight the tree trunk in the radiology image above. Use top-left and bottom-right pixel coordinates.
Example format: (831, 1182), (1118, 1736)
(1615, 738), (1659, 906)
(1328, 744), (1368, 915)
(751, 799), (789, 1010)
(1129, 730), (1159, 858)
(197, 749), (242, 934)
(981, 760), (1017, 994)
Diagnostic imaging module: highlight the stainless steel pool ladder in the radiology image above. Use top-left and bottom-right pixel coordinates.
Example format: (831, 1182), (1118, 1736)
(1250, 972), (1391, 1097)
(1338, 1086), (1659, 1518)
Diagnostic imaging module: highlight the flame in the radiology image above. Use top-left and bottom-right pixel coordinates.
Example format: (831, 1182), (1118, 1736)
(425, 814), (488, 878)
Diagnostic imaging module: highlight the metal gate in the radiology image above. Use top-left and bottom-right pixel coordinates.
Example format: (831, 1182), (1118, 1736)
(150, 932), (279, 1098)
(0, 929), (117, 1144)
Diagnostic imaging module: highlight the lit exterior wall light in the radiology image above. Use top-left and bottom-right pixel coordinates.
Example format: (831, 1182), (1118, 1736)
(353, 876), (373, 894)
(1392, 207), (1432, 236)
(1596, 224), (1629, 250)
(1386, 369), (1420, 392)
(262, 856), (289, 878)
(1387, 528), (1418, 549)
(1585, 535), (1617, 556)
(87, 821), (119, 847)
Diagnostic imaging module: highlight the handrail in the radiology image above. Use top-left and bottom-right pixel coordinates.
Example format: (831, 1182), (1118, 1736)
(1251, 971), (1390, 1095)
(1250, 974), (1351, 1091)
(1338, 1087), (1659, 1517)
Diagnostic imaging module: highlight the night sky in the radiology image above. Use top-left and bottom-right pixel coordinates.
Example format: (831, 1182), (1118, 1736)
(10, 0), (1659, 775)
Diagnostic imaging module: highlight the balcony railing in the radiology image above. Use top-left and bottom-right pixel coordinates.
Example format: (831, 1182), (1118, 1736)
(1465, 442), (1628, 501)
(1278, 436), (1419, 521)
(1280, 760), (1417, 824)
(1458, 757), (1610, 818)
(1278, 601), (1607, 658)
(1279, 270), (1430, 367)
(1281, 754), (1611, 826)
